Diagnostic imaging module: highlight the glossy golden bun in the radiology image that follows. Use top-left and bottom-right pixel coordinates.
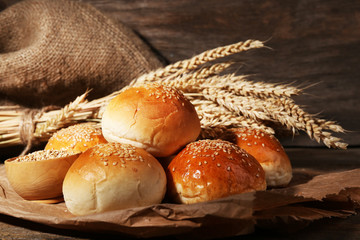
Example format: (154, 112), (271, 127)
(101, 84), (201, 157)
(5, 150), (80, 201)
(166, 139), (266, 204)
(230, 128), (292, 187)
(45, 122), (107, 153)
(62, 142), (167, 216)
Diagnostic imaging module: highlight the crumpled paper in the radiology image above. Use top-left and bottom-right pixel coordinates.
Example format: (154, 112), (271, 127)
(0, 165), (359, 239)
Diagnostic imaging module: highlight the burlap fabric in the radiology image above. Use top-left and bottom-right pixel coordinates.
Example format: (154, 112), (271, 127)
(0, 0), (162, 107)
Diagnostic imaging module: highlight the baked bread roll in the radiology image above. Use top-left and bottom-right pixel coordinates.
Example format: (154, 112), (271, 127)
(230, 128), (292, 187)
(166, 139), (266, 204)
(62, 142), (167, 216)
(45, 122), (107, 153)
(5, 150), (80, 202)
(101, 84), (201, 157)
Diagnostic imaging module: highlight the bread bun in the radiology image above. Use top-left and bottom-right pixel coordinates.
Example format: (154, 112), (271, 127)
(101, 84), (201, 157)
(230, 128), (292, 187)
(45, 122), (107, 153)
(166, 139), (266, 204)
(62, 142), (167, 216)
(5, 150), (80, 202)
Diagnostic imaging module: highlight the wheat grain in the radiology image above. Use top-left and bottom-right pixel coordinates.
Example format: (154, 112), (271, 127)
(133, 39), (263, 84)
(206, 74), (302, 98)
(0, 39), (348, 151)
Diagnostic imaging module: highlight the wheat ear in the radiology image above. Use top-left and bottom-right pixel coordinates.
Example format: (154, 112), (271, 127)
(133, 39), (264, 84)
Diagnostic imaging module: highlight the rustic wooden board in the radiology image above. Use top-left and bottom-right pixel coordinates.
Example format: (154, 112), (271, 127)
(1, 0), (359, 148)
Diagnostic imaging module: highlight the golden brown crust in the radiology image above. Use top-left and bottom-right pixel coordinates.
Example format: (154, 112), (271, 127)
(4, 150), (80, 201)
(230, 128), (292, 187)
(166, 139), (266, 204)
(101, 84), (201, 157)
(62, 142), (167, 216)
(45, 122), (107, 153)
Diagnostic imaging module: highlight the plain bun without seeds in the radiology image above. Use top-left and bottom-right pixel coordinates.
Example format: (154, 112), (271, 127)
(166, 139), (266, 204)
(101, 84), (201, 157)
(62, 142), (167, 216)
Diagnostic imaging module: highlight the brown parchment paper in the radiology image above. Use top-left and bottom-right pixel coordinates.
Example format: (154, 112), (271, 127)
(0, 165), (359, 239)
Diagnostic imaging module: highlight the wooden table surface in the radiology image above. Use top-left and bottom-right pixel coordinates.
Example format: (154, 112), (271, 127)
(0, 147), (359, 240)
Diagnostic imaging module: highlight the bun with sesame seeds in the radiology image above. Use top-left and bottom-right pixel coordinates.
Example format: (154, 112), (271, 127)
(62, 142), (167, 216)
(166, 139), (266, 204)
(5, 150), (80, 202)
(101, 84), (201, 157)
(45, 122), (108, 153)
(229, 128), (292, 187)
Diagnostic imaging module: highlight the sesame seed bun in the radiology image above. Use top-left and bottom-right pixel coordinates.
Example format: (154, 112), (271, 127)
(230, 128), (292, 187)
(166, 139), (266, 204)
(62, 142), (167, 216)
(101, 84), (201, 157)
(45, 123), (107, 153)
(5, 150), (80, 201)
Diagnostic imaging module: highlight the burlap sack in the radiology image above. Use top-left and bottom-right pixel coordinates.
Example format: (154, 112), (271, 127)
(0, 0), (162, 107)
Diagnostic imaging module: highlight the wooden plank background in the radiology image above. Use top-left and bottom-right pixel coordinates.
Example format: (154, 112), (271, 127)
(1, 0), (359, 148)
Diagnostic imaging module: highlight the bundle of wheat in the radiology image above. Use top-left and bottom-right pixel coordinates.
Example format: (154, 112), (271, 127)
(0, 40), (347, 156)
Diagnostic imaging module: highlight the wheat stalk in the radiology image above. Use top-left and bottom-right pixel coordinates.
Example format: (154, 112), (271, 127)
(0, 39), (348, 153)
(133, 39), (264, 85)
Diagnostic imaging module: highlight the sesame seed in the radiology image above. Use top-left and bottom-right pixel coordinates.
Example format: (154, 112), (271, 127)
(199, 162), (202, 166)
(104, 162), (108, 166)
(113, 162), (118, 166)
(227, 166), (231, 171)
(217, 163), (221, 167)
(14, 150), (73, 162)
